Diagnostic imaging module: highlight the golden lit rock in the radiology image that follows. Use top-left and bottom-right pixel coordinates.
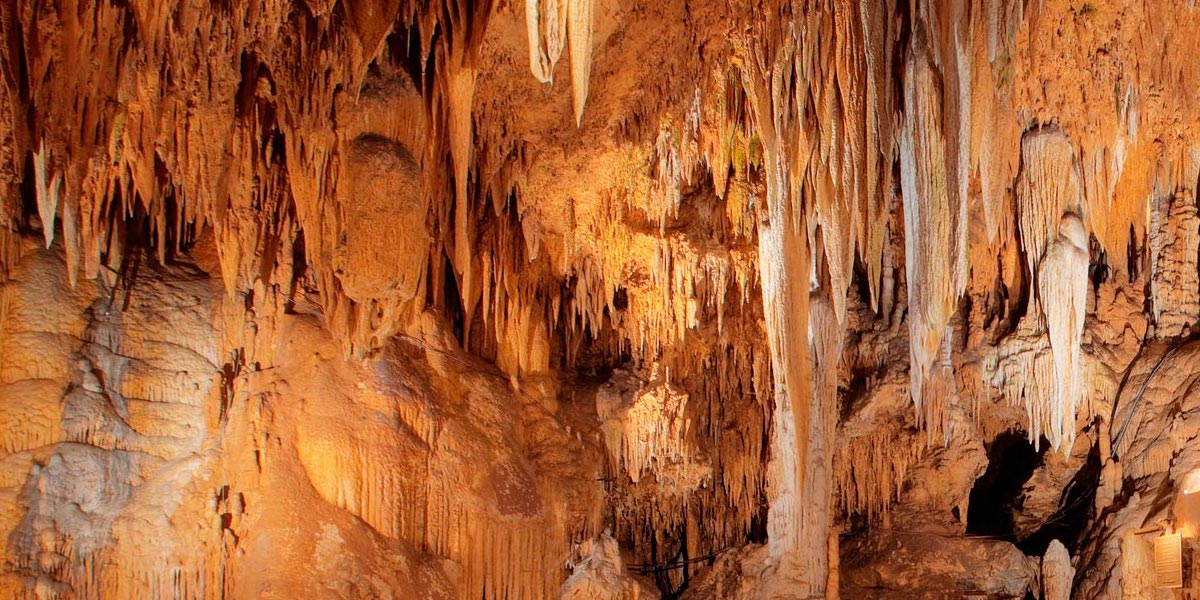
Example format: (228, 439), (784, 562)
(6, 0), (1200, 598)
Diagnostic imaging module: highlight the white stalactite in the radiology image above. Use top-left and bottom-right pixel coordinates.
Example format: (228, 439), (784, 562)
(1017, 129), (1084, 298)
(899, 31), (967, 432)
(525, 0), (567, 83)
(1016, 128), (1088, 452)
(567, 0), (593, 125)
(525, 0), (593, 125)
(34, 140), (62, 249)
(1037, 213), (1089, 452)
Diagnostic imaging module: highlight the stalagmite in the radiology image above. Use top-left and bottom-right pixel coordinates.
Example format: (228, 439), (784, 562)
(1147, 148), (1200, 337)
(559, 533), (650, 600)
(8, 0), (1200, 598)
(1041, 539), (1073, 600)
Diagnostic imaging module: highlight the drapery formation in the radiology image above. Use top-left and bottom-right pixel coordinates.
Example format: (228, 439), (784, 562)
(4, 0), (1200, 598)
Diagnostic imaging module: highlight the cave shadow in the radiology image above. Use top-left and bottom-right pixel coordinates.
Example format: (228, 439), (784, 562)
(966, 431), (1100, 558)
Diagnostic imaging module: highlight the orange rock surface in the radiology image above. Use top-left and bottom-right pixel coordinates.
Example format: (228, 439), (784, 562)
(3, 0), (1200, 598)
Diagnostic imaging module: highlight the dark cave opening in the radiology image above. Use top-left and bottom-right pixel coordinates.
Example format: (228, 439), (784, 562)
(1018, 442), (1101, 556)
(440, 255), (466, 343)
(966, 429), (1101, 560)
(966, 432), (1047, 539)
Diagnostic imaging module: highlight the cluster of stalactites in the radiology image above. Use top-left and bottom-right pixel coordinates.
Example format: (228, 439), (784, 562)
(875, 0), (1105, 448)
(717, 0), (911, 558)
(0, 0), (541, 362)
(719, 0), (905, 323)
(1016, 129), (1090, 452)
(834, 419), (925, 521)
(596, 366), (702, 486)
(898, 2), (975, 441)
(563, 197), (759, 372)
(721, 0), (1024, 453)
(594, 316), (771, 584)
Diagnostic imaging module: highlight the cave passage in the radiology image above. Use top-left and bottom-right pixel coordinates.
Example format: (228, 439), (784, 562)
(967, 432), (1047, 539)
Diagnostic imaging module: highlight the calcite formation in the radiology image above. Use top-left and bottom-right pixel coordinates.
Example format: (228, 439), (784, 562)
(5, 0), (1200, 598)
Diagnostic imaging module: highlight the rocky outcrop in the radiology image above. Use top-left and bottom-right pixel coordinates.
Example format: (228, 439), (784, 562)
(839, 532), (1034, 598)
(5, 0), (1200, 598)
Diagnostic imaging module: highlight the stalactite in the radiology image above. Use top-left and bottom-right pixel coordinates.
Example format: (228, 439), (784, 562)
(568, 0), (594, 125)
(449, 59), (478, 344)
(61, 189), (81, 287)
(834, 418), (924, 520)
(847, 0), (900, 315)
(756, 145), (811, 563)
(1037, 213), (1089, 452)
(1079, 82), (1142, 259)
(988, 329), (1059, 450)
(968, 0), (1021, 245)
(526, 0), (569, 83)
(33, 141), (61, 249)
(523, 0), (592, 124)
(597, 366), (701, 485)
(1011, 128), (1089, 451)
(899, 20), (968, 434)
(0, 84), (18, 282)
(1017, 129), (1085, 295)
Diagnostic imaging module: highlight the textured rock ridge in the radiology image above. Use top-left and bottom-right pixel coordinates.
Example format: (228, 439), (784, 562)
(3, 0), (1200, 598)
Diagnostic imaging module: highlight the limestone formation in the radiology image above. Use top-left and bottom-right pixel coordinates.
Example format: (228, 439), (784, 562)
(4, 0), (1200, 599)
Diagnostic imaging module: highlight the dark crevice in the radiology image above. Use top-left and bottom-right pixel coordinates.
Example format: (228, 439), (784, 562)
(18, 150), (35, 227)
(967, 432), (1047, 540)
(384, 26), (428, 93)
(441, 255), (465, 343)
(1127, 223), (1142, 282)
(982, 268), (1008, 334)
(1089, 235), (1110, 296)
(1018, 442), (1101, 556)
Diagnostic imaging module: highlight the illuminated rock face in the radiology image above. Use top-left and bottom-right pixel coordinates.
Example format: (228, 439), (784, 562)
(4, 0), (1200, 598)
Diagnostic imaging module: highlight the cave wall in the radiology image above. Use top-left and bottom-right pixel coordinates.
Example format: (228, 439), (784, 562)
(3, 0), (1200, 598)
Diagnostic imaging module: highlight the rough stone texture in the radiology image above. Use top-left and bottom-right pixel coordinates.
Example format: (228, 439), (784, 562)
(839, 532), (1035, 599)
(4, 0), (1200, 598)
